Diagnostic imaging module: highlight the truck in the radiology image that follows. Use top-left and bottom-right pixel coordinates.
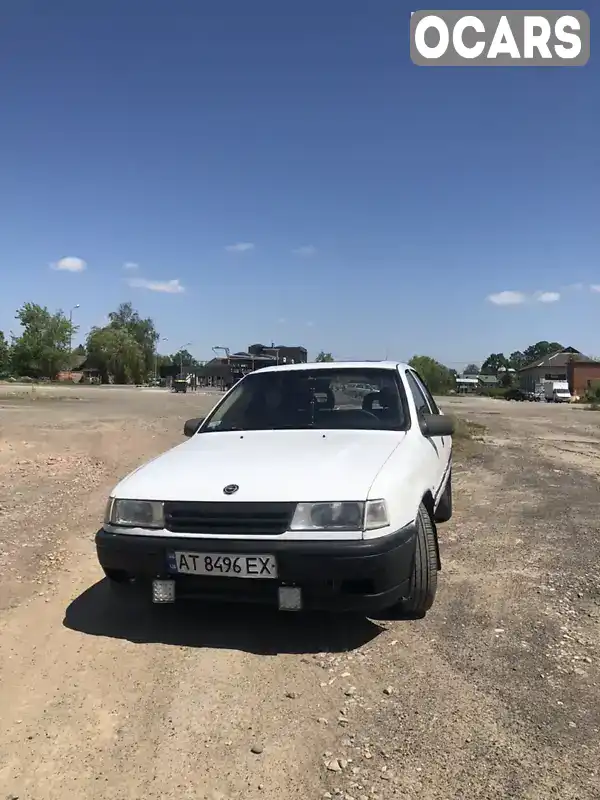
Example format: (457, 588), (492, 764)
(544, 380), (572, 403)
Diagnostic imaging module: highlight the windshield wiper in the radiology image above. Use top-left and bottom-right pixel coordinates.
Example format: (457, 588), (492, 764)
(207, 425), (246, 433)
(276, 426), (313, 431)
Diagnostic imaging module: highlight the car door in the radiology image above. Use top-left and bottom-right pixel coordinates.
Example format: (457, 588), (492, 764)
(404, 369), (448, 501)
(409, 370), (449, 449)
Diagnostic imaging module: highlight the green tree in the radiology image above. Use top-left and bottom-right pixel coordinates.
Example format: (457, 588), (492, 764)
(73, 344), (86, 356)
(86, 326), (146, 384)
(170, 349), (197, 371)
(0, 331), (10, 377)
(10, 303), (76, 379)
(481, 353), (509, 374)
(522, 341), (562, 366)
(408, 355), (455, 395)
(107, 302), (159, 377)
(315, 351), (334, 362)
(508, 350), (526, 370)
(464, 363), (480, 375)
(483, 342), (564, 373)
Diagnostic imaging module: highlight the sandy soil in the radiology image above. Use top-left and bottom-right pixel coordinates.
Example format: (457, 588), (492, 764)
(0, 388), (598, 800)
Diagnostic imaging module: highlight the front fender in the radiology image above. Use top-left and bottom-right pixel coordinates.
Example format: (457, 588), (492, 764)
(365, 449), (433, 539)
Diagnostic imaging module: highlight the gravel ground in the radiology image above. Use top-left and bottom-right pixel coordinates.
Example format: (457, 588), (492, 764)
(0, 388), (598, 800)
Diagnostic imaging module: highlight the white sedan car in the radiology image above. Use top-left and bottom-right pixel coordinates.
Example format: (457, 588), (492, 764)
(97, 361), (454, 617)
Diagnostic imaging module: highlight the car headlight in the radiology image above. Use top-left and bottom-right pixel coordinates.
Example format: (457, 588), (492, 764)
(105, 498), (164, 529)
(290, 500), (389, 531)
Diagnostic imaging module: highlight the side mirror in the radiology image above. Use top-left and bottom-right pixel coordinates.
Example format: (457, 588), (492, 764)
(184, 417), (204, 437)
(419, 413), (454, 438)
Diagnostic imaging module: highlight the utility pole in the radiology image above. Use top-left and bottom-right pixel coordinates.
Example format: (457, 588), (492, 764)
(69, 304), (80, 368)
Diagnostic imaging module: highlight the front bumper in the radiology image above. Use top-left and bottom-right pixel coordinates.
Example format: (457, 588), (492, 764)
(95, 526), (417, 613)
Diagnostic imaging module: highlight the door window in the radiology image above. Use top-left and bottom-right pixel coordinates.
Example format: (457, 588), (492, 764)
(410, 370), (440, 414)
(405, 371), (432, 416)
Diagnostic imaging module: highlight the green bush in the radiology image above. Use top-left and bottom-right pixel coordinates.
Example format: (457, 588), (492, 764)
(479, 387), (508, 399)
(584, 381), (600, 404)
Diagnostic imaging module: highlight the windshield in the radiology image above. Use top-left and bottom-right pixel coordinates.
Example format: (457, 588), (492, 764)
(200, 368), (409, 432)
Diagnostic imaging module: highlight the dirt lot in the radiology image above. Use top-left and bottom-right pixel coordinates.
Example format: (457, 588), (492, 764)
(0, 387), (598, 800)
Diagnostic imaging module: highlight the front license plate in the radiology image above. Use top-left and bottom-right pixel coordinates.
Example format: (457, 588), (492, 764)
(170, 551), (278, 579)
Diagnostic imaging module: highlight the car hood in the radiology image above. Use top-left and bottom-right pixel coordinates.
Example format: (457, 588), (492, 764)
(113, 429), (405, 503)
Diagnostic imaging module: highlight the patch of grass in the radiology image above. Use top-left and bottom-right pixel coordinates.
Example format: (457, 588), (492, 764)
(0, 389), (86, 404)
(451, 415), (486, 459)
(452, 416), (486, 439)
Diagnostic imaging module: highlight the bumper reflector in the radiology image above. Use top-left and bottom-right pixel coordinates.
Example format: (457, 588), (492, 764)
(152, 579), (176, 604)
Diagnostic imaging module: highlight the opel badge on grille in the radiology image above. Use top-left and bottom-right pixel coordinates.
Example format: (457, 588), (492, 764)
(223, 484), (239, 495)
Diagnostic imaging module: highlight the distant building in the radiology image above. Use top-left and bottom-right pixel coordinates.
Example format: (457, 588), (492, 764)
(57, 355), (101, 383)
(455, 377), (479, 394)
(518, 346), (600, 395)
(196, 343), (308, 390)
(568, 359), (600, 397)
(478, 374), (499, 388)
(455, 373), (500, 394)
(248, 343), (308, 364)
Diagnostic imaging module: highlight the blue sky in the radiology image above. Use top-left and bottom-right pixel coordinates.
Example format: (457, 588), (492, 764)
(0, 0), (598, 367)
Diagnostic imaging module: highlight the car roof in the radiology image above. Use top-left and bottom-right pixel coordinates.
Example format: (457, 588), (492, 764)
(256, 360), (409, 374)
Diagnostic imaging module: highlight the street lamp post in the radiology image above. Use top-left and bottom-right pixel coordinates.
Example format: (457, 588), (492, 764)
(179, 341), (192, 376)
(69, 304), (80, 368)
(155, 337), (168, 381)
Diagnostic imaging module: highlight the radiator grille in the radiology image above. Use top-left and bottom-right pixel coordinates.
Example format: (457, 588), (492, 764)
(163, 502), (296, 535)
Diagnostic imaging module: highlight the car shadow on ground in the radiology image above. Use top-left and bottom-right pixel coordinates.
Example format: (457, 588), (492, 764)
(63, 579), (386, 655)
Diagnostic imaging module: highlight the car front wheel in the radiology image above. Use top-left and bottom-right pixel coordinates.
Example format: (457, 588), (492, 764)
(401, 503), (438, 617)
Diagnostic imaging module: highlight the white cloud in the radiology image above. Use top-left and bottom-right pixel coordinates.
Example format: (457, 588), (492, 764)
(486, 291), (526, 306)
(535, 291), (560, 303)
(127, 277), (185, 294)
(292, 245), (317, 257)
(123, 262), (139, 271)
(51, 256), (86, 272)
(225, 242), (255, 253)
(590, 285), (600, 293)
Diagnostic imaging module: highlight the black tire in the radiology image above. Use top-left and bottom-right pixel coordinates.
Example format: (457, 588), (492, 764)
(401, 503), (438, 617)
(434, 472), (452, 523)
